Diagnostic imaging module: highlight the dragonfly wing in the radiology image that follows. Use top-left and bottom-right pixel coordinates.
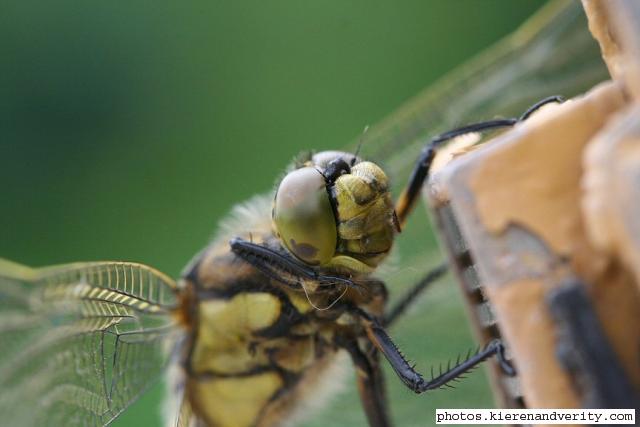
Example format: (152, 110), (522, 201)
(364, 0), (608, 193)
(172, 391), (195, 427)
(359, 0), (610, 284)
(0, 260), (181, 427)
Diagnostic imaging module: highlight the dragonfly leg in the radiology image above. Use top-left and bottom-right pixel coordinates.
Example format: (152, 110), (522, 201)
(383, 262), (448, 327)
(394, 95), (564, 228)
(337, 335), (391, 427)
(357, 309), (515, 394)
(230, 237), (368, 295)
(519, 95), (564, 121)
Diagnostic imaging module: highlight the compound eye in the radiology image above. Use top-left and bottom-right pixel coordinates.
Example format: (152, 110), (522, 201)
(273, 167), (337, 265)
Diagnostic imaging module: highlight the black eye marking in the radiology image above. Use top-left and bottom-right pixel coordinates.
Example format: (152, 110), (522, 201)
(323, 158), (351, 184)
(289, 239), (319, 262)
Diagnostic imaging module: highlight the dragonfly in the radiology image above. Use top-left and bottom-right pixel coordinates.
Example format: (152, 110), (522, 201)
(0, 1), (608, 426)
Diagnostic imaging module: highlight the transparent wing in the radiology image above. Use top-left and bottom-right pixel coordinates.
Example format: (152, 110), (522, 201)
(0, 259), (181, 427)
(174, 391), (195, 427)
(305, 3), (610, 426)
(364, 0), (607, 178)
(358, 0), (609, 285)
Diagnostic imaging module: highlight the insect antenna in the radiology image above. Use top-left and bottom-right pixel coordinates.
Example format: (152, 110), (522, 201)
(351, 125), (369, 166)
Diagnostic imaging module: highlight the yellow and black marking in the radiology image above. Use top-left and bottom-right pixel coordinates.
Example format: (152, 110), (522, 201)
(180, 232), (388, 427)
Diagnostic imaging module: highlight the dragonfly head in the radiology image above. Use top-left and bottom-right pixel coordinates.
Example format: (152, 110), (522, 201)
(272, 150), (396, 274)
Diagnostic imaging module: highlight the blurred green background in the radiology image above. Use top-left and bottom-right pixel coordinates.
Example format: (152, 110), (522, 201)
(1, 1), (544, 426)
